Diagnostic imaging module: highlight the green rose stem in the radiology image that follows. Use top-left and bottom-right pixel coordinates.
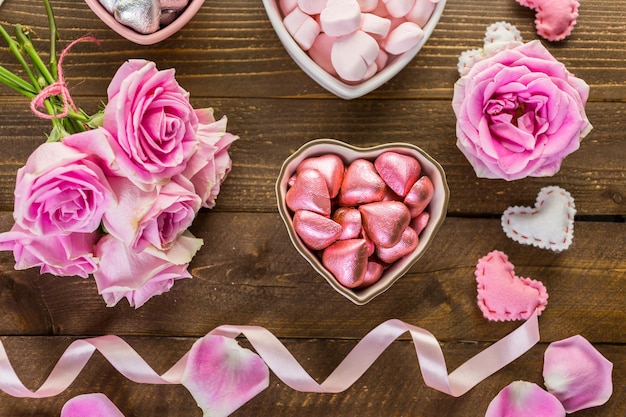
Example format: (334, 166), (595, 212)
(0, 0), (90, 137)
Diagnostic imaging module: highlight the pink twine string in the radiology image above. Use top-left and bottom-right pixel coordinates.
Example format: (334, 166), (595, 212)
(29, 36), (100, 120)
(0, 311), (540, 401)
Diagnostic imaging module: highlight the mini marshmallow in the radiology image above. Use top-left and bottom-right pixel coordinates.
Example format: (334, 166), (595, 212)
(279, 0), (299, 15)
(357, 0), (379, 12)
(320, 0), (362, 37)
(298, 0), (328, 15)
(384, 21), (423, 54)
(405, 0), (439, 27)
(309, 33), (338, 76)
(361, 13), (391, 38)
(382, 0), (416, 18)
(375, 48), (389, 69)
(331, 30), (380, 81)
(284, 7), (321, 50)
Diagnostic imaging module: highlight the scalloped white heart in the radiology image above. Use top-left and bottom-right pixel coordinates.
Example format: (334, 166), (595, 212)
(261, 0), (447, 99)
(501, 186), (576, 252)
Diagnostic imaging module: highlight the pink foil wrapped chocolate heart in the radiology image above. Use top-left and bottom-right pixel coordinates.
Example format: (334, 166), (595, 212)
(359, 201), (411, 248)
(286, 168), (332, 215)
(276, 139), (449, 304)
(338, 158), (387, 206)
(293, 210), (343, 250)
(322, 239), (369, 288)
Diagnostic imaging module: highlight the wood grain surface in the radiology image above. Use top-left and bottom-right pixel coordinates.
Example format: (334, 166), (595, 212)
(0, 0), (624, 416)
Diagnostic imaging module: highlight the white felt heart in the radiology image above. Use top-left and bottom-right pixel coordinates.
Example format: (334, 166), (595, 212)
(476, 250), (548, 322)
(501, 186), (576, 252)
(262, 0), (447, 99)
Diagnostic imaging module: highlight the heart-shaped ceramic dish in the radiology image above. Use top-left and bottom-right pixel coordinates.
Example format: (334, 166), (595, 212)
(276, 139), (449, 304)
(262, 0), (447, 99)
(84, 0), (206, 45)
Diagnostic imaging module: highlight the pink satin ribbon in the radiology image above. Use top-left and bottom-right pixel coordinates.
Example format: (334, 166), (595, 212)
(0, 311), (539, 399)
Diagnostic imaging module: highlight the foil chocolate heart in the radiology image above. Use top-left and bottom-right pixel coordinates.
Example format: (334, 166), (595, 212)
(322, 239), (369, 288)
(262, 0), (447, 99)
(338, 158), (387, 206)
(359, 201), (411, 248)
(276, 139), (449, 304)
(286, 168), (331, 216)
(376, 225), (419, 264)
(293, 210), (343, 250)
(297, 154), (345, 198)
(332, 207), (362, 240)
(374, 151), (422, 197)
(404, 175), (434, 217)
(84, 0), (205, 44)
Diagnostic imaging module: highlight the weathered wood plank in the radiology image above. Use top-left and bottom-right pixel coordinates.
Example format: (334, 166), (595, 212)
(0, 336), (623, 416)
(0, 0), (624, 100)
(0, 97), (623, 215)
(1, 212), (624, 343)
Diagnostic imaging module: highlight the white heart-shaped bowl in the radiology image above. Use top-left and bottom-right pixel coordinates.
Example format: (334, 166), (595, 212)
(84, 0), (206, 45)
(262, 0), (447, 99)
(276, 139), (449, 304)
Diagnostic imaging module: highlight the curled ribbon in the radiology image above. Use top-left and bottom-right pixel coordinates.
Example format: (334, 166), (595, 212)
(0, 311), (540, 414)
(30, 36), (99, 120)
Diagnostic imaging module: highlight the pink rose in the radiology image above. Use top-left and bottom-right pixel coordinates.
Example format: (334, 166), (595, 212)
(453, 40), (592, 180)
(102, 59), (199, 190)
(103, 175), (201, 252)
(93, 232), (203, 308)
(12, 138), (115, 235)
(183, 108), (237, 208)
(0, 225), (99, 278)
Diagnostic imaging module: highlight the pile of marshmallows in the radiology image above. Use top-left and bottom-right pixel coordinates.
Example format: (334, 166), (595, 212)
(279, 0), (441, 82)
(286, 152), (434, 289)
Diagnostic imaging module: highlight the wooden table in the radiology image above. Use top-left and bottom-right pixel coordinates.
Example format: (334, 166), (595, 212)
(0, 0), (624, 415)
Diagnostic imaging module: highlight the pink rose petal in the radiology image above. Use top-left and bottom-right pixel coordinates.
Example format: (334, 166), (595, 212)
(181, 335), (269, 417)
(61, 393), (125, 417)
(485, 381), (565, 417)
(543, 335), (613, 413)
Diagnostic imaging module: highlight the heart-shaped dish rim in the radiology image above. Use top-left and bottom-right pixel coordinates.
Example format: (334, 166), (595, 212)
(276, 139), (449, 305)
(84, 0), (206, 45)
(262, 0), (447, 99)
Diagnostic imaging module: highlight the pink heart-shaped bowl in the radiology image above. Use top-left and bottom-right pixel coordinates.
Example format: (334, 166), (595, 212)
(262, 0), (447, 99)
(276, 139), (449, 304)
(84, 0), (205, 45)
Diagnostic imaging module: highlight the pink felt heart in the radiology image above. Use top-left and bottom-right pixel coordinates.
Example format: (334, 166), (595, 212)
(515, 0), (579, 41)
(501, 186), (576, 252)
(475, 250), (548, 321)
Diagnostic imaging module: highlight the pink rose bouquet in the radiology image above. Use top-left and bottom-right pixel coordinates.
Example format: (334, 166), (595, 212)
(0, 1), (237, 307)
(453, 22), (592, 181)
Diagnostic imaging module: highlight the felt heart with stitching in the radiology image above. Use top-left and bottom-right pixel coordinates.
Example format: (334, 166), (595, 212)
(475, 250), (548, 322)
(501, 186), (576, 252)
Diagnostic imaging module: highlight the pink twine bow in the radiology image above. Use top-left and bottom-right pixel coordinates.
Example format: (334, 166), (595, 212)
(29, 36), (99, 120)
(0, 311), (540, 414)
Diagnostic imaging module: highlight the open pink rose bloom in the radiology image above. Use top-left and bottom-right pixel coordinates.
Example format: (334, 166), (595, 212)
(453, 23), (591, 180)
